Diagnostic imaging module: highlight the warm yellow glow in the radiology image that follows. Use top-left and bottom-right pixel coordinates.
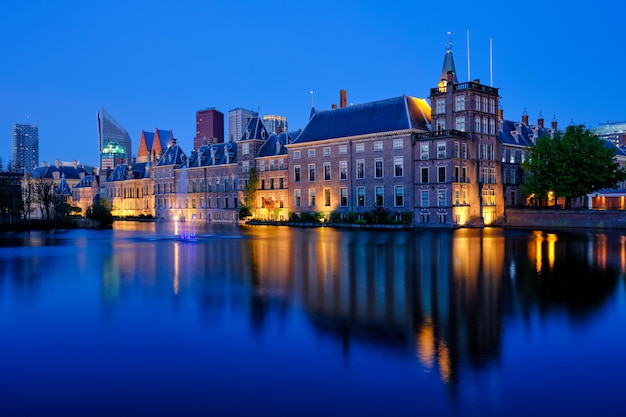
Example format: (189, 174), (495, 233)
(173, 242), (180, 295)
(534, 231), (544, 273)
(437, 341), (451, 383)
(547, 233), (557, 270)
(408, 96), (432, 123)
(415, 319), (435, 369)
(621, 235), (626, 275)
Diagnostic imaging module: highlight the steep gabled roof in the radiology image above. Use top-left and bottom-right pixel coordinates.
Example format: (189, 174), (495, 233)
(240, 117), (269, 141)
(74, 175), (95, 189)
(156, 144), (187, 167)
(257, 132), (294, 158)
(56, 174), (72, 195)
(31, 165), (89, 180)
(293, 95), (431, 144)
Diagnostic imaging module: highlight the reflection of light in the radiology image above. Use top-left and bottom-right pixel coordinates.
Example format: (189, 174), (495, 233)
(533, 231), (544, 273)
(621, 235), (626, 275)
(547, 233), (557, 270)
(415, 319), (435, 369)
(437, 341), (451, 383)
(173, 242), (180, 295)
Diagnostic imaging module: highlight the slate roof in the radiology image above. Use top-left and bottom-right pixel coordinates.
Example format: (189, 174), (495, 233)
(440, 48), (459, 84)
(498, 119), (551, 147)
(74, 175), (96, 189)
(31, 165), (89, 180)
(257, 131), (296, 158)
(239, 117), (269, 141)
(293, 95), (431, 144)
(56, 174), (72, 195)
(187, 142), (237, 167)
(156, 144), (187, 167)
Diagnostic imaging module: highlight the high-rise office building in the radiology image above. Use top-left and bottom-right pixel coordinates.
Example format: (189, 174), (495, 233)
(97, 106), (133, 169)
(194, 108), (224, 149)
(228, 108), (258, 142)
(12, 123), (39, 173)
(262, 114), (288, 134)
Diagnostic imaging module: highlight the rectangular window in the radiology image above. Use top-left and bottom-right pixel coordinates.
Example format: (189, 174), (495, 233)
(294, 189), (301, 207)
(436, 119), (445, 131)
(340, 187), (348, 206)
(489, 98), (496, 114)
(260, 160), (266, 172)
(394, 185), (404, 207)
(242, 143), (249, 155)
(421, 143), (429, 160)
(339, 145), (347, 154)
(394, 156), (403, 177)
(489, 168), (496, 184)
(438, 166), (446, 183)
(421, 190), (429, 208)
(375, 158), (383, 178)
(438, 141), (446, 158)
(480, 167), (489, 183)
(393, 139), (403, 149)
(482, 189), (496, 206)
(455, 95), (465, 111)
(339, 161), (348, 180)
(308, 164), (315, 181)
(308, 149), (315, 158)
(482, 117), (488, 134)
(438, 190), (446, 207)
(357, 187), (365, 206)
(436, 99), (445, 114)
(463, 189), (468, 204)
(454, 141), (460, 158)
(375, 186), (384, 206)
(294, 165), (301, 182)
(455, 117), (465, 132)
(308, 189), (316, 206)
(279, 159), (284, 170)
(355, 143), (364, 153)
(261, 179), (265, 190)
(474, 96), (481, 110)
(324, 162), (331, 180)
(421, 167), (429, 183)
(455, 190), (460, 205)
(510, 149), (516, 163)
(324, 188), (331, 206)
(269, 160), (275, 171)
(242, 160), (249, 173)
(270, 178), (274, 189)
(294, 150), (301, 159)
(474, 116), (481, 132)
(462, 143), (468, 159)
(454, 165), (459, 182)
(489, 119), (495, 135)
(482, 97), (488, 112)
(356, 159), (365, 179)
(374, 141), (383, 151)
(323, 147), (330, 156)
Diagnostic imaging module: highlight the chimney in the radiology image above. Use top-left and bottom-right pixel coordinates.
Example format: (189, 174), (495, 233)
(340, 89), (347, 108)
(331, 104), (337, 109)
(538, 112), (544, 128)
(521, 108), (529, 125)
(55, 159), (60, 168)
(447, 71), (454, 84)
(172, 137), (177, 146)
(498, 108), (504, 121)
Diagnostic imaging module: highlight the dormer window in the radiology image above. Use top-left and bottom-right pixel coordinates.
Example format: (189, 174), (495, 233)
(246, 129), (251, 139)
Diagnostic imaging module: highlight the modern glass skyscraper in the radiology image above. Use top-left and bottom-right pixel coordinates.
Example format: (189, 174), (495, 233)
(12, 123), (39, 174)
(228, 108), (258, 142)
(97, 106), (132, 169)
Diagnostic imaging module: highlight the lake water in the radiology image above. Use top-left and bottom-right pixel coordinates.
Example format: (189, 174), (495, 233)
(1, 222), (625, 416)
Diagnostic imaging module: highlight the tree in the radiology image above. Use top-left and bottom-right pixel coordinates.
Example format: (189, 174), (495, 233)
(33, 177), (56, 220)
(522, 124), (626, 208)
(86, 198), (113, 227)
(239, 167), (258, 220)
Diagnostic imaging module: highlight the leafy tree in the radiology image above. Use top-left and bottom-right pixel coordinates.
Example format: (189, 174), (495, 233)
(238, 205), (252, 220)
(86, 198), (113, 227)
(522, 124), (626, 208)
(33, 177), (56, 220)
(243, 167), (259, 207)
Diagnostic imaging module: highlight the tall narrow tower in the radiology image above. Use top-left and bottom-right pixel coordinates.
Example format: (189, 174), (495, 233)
(12, 123), (39, 173)
(417, 38), (503, 226)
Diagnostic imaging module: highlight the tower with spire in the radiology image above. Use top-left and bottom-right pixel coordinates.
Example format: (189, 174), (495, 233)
(414, 36), (503, 227)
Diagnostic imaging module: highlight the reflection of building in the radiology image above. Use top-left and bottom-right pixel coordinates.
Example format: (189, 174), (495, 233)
(12, 123), (39, 174)
(194, 108), (224, 148)
(98, 106), (132, 169)
(229, 107), (258, 142)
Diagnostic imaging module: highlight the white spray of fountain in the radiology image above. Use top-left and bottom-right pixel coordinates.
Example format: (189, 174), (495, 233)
(176, 164), (201, 240)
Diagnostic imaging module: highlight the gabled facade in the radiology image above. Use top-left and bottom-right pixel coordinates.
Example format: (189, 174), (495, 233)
(255, 131), (294, 220)
(101, 162), (154, 217)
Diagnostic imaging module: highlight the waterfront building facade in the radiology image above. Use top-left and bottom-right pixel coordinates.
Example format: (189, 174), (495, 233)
(194, 108), (224, 148)
(12, 123), (39, 174)
(101, 162), (154, 217)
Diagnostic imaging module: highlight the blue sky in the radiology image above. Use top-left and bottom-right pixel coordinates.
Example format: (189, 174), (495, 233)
(1, 0), (624, 167)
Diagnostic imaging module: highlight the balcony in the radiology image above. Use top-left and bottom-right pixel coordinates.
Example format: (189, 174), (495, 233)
(415, 130), (469, 140)
(430, 81), (499, 96)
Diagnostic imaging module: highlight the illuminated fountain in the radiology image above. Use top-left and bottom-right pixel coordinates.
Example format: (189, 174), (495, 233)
(175, 164), (201, 241)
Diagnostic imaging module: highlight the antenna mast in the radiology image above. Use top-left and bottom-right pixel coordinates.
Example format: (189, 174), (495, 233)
(490, 38), (493, 86)
(467, 29), (471, 81)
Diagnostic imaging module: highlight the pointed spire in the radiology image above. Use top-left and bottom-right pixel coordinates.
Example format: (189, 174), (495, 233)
(440, 33), (459, 84)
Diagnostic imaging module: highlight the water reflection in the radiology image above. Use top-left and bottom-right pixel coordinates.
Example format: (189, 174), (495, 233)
(0, 224), (623, 413)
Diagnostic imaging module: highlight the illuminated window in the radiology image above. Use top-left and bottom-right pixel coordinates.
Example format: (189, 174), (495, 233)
(308, 189), (316, 206)
(357, 187), (365, 206)
(324, 188), (331, 206)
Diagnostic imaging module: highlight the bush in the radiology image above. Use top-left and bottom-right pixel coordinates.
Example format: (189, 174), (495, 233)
(289, 212), (300, 222)
(329, 211), (341, 223)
